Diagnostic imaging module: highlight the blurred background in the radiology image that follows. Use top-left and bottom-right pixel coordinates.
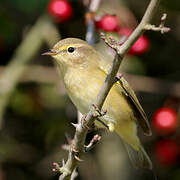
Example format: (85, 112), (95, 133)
(0, 0), (180, 179)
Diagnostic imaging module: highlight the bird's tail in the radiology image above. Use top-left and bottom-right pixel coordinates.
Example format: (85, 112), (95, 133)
(114, 121), (152, 169)
(123, 141), (152, 170)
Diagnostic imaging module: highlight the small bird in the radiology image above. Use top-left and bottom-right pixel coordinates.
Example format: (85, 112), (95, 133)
(43, 38), (152, 169)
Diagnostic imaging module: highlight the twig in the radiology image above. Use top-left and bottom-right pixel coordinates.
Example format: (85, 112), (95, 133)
(59, 0), (163, 179)
(119, 0), (160, 55)
(145, 13), (170, 33)
(84, 134), (101, 152)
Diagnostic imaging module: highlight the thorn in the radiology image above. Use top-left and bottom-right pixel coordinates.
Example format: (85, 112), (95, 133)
(161, 13), (167, 21)
(62, 159), (65, 166)
(74, 155), (84, 162)
(71, 123), (78, 128)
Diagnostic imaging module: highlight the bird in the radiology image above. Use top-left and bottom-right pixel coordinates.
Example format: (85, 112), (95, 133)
(43, 38), (152, 169)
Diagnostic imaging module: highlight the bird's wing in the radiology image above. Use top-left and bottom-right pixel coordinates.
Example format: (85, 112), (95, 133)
(98, 59), (152, 136)
(117, 77), (152, 136)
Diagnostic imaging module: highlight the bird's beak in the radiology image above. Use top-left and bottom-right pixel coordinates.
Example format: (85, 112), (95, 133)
(42, 50), (57, 56)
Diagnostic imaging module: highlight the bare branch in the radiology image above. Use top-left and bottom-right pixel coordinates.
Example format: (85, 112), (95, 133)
(145, 13), (170, 33)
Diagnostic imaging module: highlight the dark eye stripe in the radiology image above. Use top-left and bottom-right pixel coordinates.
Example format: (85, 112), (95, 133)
(68, 47), (75, 53)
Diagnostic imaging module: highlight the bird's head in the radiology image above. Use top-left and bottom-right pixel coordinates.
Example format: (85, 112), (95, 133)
(43, 38), (100, 74)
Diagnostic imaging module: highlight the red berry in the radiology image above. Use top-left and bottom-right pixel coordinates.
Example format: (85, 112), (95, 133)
(96, 15), (119, 32)
(48, 0), (73, 23)
(154, 139), (179, 166)
(118, 28), (150, 55)
(152, 107), (178, 135)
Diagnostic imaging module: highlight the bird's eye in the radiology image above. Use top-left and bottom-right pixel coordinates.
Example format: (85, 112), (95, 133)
(68, 47), (75, 53)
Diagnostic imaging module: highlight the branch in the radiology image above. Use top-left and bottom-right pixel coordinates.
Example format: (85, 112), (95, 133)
(58, 0), (162, 179)
(145, 13), (170, 33)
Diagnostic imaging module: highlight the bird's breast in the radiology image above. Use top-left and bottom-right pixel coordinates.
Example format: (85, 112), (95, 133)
(63, 67), (135, 127)
(63, 68), (105, 114)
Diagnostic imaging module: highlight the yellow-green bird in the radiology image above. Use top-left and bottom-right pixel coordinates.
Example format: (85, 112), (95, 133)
(43, 38), (152, 169)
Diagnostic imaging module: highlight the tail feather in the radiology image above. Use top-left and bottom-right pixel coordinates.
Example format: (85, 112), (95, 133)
(115, 121), (152, 169)
(123, 141), (152, 169)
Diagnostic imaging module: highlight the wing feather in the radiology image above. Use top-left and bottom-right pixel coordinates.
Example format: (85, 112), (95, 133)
(117, 77), (152, 136)
(98, 58), (152, 136)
